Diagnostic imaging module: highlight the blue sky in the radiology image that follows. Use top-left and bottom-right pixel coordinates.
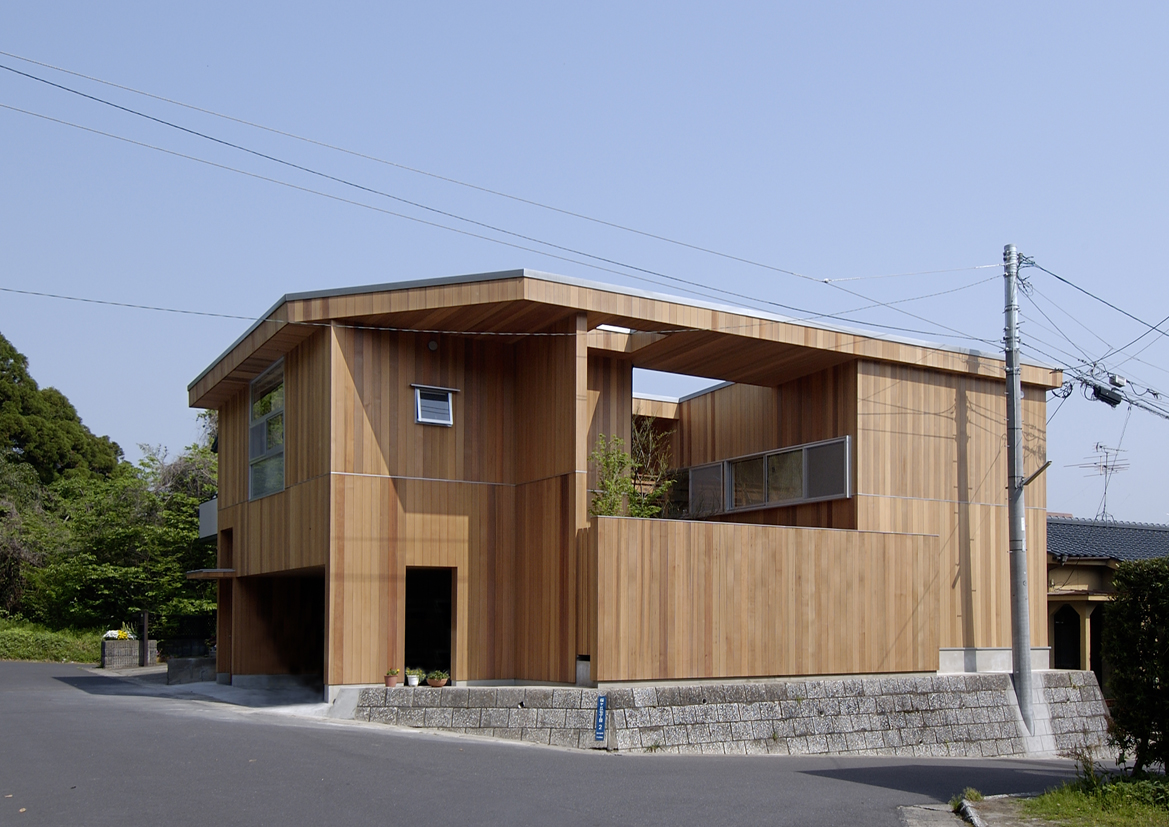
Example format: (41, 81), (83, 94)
(1, 2), (1166, 522)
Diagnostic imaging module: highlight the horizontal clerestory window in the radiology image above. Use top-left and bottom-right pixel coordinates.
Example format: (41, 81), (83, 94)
(249, 361), (284, 500)
(674, 436), (851, 518)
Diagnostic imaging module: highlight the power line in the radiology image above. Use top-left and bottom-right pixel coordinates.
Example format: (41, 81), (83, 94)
(1105, 310), (1169, 364)
(0, 100), (1002, 347)
(1021, 256), (1169, 344)
(1020, 288), (1098, 365)
(0, 61), (1001, 349)
(0, 48), (1000, 287)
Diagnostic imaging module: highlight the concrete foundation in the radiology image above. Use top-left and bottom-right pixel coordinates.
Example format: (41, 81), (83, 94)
(937, 647), (1051, 674)
(166, 657), (217, 685)
(232, 674), (322, 691)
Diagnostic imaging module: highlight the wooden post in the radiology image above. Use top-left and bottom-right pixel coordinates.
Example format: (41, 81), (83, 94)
(139, 610), (149, 667)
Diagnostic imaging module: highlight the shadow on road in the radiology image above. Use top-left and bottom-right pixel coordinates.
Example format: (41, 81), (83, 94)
(52, 671), (326, 710)
(802, 760), (1074, 799)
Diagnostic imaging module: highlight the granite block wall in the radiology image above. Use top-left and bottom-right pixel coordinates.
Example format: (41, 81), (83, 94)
(100, 639), (158, 669)
(352, 671), (1110, 757)
(1041, 670), (1111, 753)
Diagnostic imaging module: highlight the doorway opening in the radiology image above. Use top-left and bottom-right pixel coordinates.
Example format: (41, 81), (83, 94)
(1052, 604), (1081, 670)
(405, 567), (453, 677)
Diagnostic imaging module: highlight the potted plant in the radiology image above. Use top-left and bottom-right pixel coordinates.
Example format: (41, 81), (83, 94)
(384, 668), (400, 688)
(426, 669), (450, 688)
(405, 667), (425, 687)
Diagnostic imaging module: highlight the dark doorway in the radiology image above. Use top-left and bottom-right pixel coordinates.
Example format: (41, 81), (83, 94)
(1052, 604), (1081, 670)
(405, 568), (453, 676)
(1090, 606), (1110, 697)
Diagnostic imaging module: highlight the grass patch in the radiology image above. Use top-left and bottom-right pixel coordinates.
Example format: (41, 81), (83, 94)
(1023, 773), (1169, 827)
(0, 618), (100, 663)
(949, 787), (984, 812)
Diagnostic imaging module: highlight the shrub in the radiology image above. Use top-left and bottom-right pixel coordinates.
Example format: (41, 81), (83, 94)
(0, 617), (100, 662)
(588, 435), (635, 517)
(1103, 557), (1169, 773)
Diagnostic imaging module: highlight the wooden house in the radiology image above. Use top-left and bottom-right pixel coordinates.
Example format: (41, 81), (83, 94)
(1046, 515), (1169, 691)
(188, 269), (1060, 696)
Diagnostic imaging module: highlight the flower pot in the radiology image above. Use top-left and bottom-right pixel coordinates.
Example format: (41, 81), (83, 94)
(384, 675), (398, 688)
(406, 674), (420, 687)
(426, 678), (449, 688)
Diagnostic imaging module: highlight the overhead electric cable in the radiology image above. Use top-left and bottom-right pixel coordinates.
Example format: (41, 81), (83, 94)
(1105, 311), (1169, 364)
(0, 100), (1001, 347)
(0, 61), (998, 347)
(1022, 257), (1169, 344)
(1020, 292), (1098, 365)
(0, 48), (999, 286)
(1028, 283), (1116, 354)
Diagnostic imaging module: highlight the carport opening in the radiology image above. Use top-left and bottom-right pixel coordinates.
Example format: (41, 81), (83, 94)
(404, 567), (453, 677)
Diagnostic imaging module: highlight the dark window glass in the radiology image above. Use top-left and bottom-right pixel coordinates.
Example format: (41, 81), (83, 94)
(767, 450), (803, 502)
(731, 457), (765, 508)
(806, 440), (848, 499)
(689, 464), (724, 516)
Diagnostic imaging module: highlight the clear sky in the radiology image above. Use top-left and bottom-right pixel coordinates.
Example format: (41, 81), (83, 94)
(1, 2), (1166, 522)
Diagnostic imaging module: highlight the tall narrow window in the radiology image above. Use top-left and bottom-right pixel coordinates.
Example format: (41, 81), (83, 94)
(249, 362), (284, 499)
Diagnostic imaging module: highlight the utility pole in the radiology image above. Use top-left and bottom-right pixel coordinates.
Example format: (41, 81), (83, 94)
(1003, 243), (1033, 733)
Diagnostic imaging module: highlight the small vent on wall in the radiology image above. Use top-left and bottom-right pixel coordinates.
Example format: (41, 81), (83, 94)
(412, 384), (459, 427)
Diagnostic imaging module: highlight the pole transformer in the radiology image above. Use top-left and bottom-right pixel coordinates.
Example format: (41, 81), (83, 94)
(1003, 243), (1033, 733)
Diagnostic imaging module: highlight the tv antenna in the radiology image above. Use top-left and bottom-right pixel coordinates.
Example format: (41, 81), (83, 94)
(1066, 441), (1131, 521)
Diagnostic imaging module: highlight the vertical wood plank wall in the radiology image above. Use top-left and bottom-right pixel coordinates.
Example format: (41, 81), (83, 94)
(675, 382), (779, 467)
(586, 354), (633, 490)
(674, 365), (858, 529)
(512, 314), (588, 683)
(854, 360), (1049, 650)
(323, 316), (593, 686)
(326, 474), (515, 686)
(592, 516), (940, 681)
(326, 326), (522, 686)
(216, 329), (331, 577)
(215, 330), (332, 676)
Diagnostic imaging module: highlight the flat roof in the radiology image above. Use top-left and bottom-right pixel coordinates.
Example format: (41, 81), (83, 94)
(190, 267), (1053, 392)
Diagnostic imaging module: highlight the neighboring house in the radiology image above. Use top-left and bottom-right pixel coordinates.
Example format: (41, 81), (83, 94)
(1047, 514), (1169, 690)
(188, 269), (1061, 698)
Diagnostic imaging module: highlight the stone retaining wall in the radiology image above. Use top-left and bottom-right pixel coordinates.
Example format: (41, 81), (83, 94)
(1041, 670), (1111, 754)
(352, 671), (1109, 757)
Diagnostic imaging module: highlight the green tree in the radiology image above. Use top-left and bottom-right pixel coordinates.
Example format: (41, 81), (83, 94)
(628, 415), (674, 518)
(0, 332), (121, 484)
(588, 435), (635, 517)
(0, 457), (65, 612)
(588, 425), (674, 518)
(1103, 557), (1169, 773)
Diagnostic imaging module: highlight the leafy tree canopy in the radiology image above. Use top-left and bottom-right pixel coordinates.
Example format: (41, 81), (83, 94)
(0, 331), (121, 484)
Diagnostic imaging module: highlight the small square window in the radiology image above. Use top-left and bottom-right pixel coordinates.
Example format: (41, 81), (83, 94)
(413, 385), (456, 427)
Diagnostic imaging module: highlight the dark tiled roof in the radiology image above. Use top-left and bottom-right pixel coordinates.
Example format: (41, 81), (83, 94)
(1047, 516), (1169, 562)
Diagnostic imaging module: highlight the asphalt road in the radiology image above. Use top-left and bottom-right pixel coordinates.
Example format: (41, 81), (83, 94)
(0, 661), (1075, 826)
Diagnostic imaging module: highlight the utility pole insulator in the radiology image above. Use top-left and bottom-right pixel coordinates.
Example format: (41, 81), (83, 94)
(1004, 243), (1034, 734)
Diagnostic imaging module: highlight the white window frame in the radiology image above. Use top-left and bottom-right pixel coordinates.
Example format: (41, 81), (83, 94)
(248, 360), (285, 500)
(411, 384), (459, 427)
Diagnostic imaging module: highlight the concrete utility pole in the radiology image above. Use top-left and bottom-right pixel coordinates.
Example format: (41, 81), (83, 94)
(1003, 243), (1033, 733)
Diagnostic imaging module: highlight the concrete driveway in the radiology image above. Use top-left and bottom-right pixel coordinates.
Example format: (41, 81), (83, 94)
(0, 662), (1076, 826)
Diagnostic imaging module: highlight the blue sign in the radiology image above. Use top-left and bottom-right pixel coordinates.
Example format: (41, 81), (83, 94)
(594, 695), (608, 741)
